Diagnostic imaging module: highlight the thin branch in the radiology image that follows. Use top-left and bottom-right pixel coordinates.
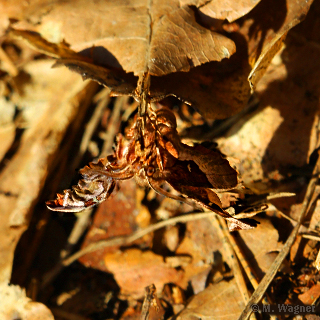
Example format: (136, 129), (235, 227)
(100, 96), (125, 157)
(41, 210), (216, 287)
(70, 93), (110, 169)
(210, 216), (251, 304)
(61, 211), (215, 267)
(238, 151), (320, 320)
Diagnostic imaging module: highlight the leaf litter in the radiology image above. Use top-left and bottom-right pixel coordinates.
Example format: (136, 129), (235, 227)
(0, 0), (320, 319)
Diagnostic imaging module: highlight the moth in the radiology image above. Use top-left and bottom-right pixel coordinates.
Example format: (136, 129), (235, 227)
(47, 76), (257, 232)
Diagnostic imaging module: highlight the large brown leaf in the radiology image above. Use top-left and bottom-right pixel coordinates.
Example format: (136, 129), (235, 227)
(8, 0), (235, 76)
(4, 0), (315, 120)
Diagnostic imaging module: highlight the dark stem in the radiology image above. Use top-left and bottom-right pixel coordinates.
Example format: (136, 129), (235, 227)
(136, 72), (151, 150)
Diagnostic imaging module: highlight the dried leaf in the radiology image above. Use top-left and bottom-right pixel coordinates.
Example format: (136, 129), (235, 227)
(78, 179), (152, 272)
(8, 28), (87, 60)
(175, 144), (238, 189)
(6, 0), (315, 120)
(0, 0), (51, 33)
(175, 278), (245, 320)
(148, 5), (235, 76)
(8, 29), (139, 98)
(9, 0), (235, 76)
(6, 0), (251, 119)
(0, 98), (15, 162)
(54, 51), (251, 119)
(0, 283), (54, 320)
(181, 0), (262, 22)
(151, 41), (251, 119)
(53, 59), (138, 98)
(238, 217), (283, 277)
(217, 29), (320, 188)
(240, 0), (314, 90)
(175, 218), (223, 294)
(104, 248), (184, 298)
(298, 284), (320, 305)
(0, 59), (92, 282)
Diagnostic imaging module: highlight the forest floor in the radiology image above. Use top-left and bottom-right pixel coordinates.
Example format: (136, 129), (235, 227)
(0, 1), (320, 320)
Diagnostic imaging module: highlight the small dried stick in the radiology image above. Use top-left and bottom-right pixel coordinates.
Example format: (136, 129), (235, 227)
(238, 151), (320, 320)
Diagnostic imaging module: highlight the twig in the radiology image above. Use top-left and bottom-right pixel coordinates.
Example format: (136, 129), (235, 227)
(41, 210), (216, 287)
(61, 211), (216, 267)
(266, 192), (296, 200)
(221, 217), (277, 319)
(210, 216), (258, 320)
(100, 96), (125, 157)
(315, 249), (320, 271)
(267, 204), (298, 223)
(237, 151), (320, 320)
(61, 209), (93, 259)
(211, 216), (251, 304)
(300, 233), (320, 241)
(70, 92), (110, 169)
(122, 100), (139, 122)
(222, 224), (260, 291)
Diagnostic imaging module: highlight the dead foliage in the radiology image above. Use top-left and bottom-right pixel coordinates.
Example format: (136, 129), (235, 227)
(0, 0), (320, 320)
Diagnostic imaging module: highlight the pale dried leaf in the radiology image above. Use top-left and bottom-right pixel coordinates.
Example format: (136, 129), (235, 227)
(181, 0), (261, 22)
(175, 278), (245, 320)
(0, 97), (15, 162)
(241, 0), (314, 90)
(0, 0), (55, 33)
(0, 283), (54, 320)
(238, 217), (283, 276)
(0, 60), (93, 282)
(216, 106), (283, 183)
